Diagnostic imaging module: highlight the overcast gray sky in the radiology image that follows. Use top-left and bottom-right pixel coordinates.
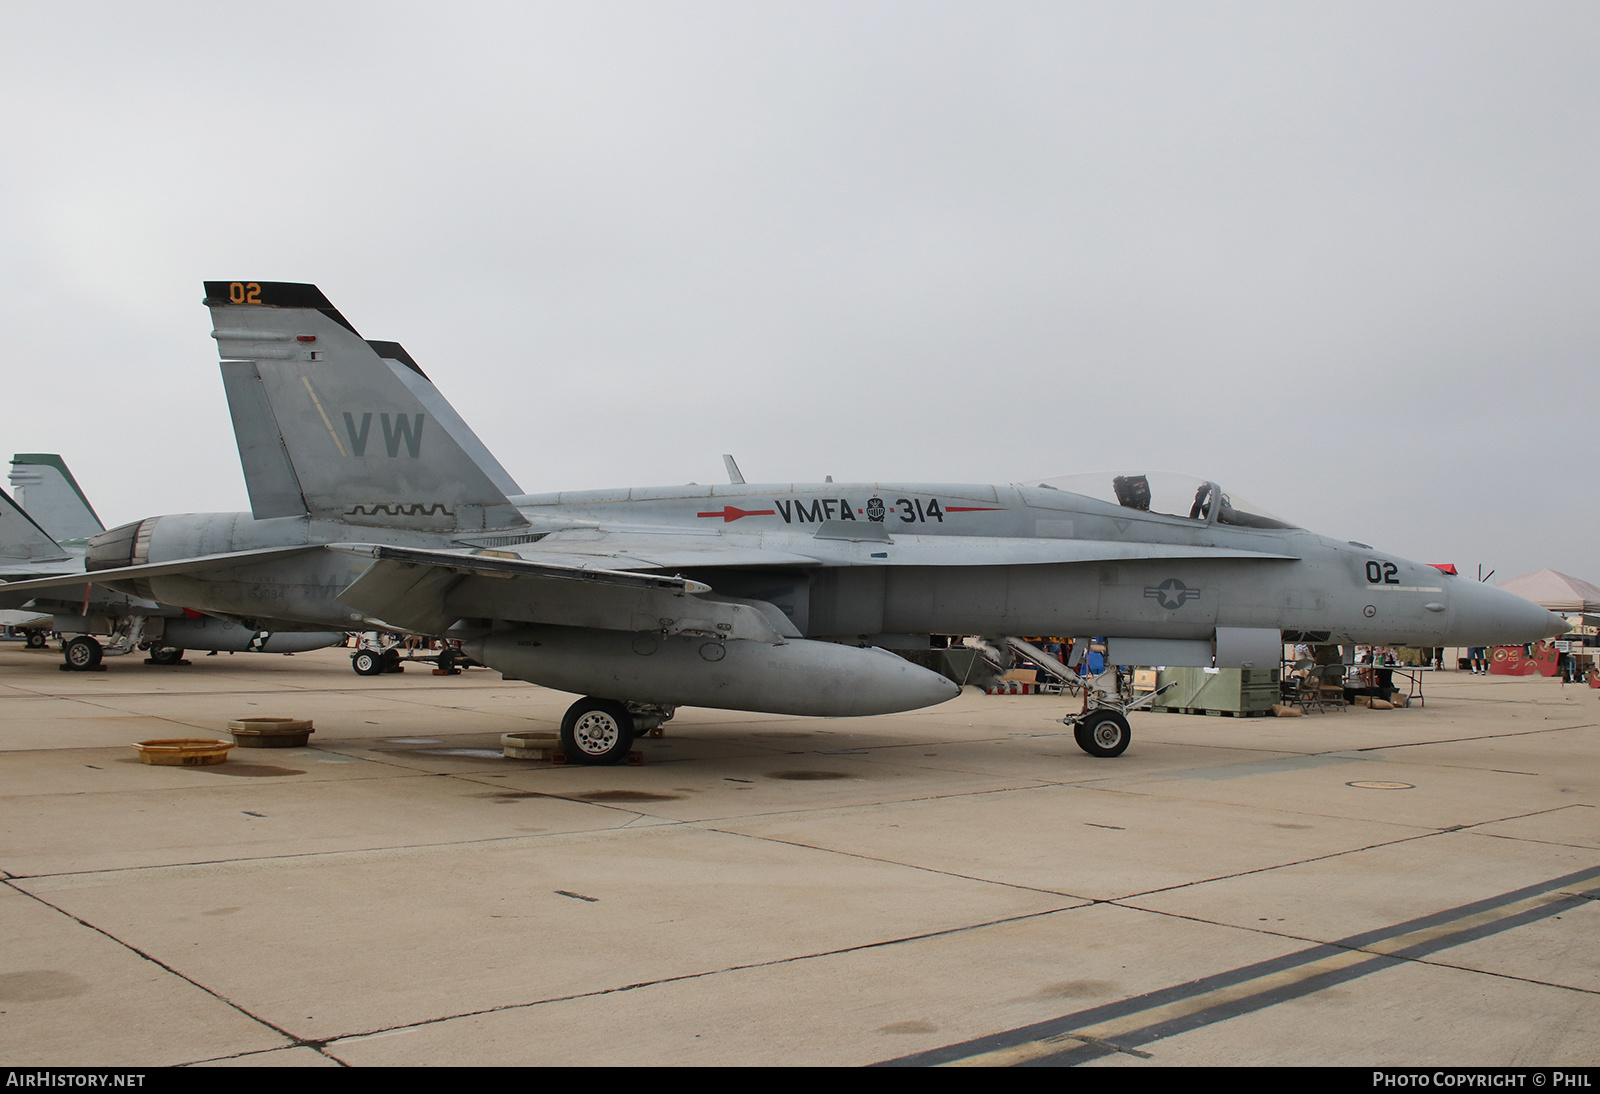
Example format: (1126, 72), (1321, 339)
(1, 2), (1594, 583)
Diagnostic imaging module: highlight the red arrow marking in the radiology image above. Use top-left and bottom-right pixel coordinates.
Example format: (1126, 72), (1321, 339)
(697, 505), (776, 522)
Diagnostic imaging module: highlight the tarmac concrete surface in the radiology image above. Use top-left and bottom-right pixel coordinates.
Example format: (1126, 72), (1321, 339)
(0, 643), (1596, 1067)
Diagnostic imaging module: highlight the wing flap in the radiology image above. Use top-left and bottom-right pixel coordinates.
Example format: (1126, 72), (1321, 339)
(331, 546), (796, 641)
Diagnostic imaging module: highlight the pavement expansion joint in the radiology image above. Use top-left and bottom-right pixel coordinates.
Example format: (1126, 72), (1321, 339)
(1111, 829), (1441, 903)
(183, 1042), (347, 1068)
(1339, 722), (1599, 752)
(698, 822), (1100, 900)
(1452, 802), (1595, 830)
(4, 826), (660, 883)
(651, 780), (1061, 827)
(331, 904), (1082, 1047)
(5, 878), (303, 1056)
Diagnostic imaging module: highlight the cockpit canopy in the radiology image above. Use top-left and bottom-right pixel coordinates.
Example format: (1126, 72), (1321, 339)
(1032, 471), (1299, 530)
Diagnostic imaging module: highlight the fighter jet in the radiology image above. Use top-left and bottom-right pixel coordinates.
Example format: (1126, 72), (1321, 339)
(0, 282), (1566, 761)
(0, 454), (344, 668)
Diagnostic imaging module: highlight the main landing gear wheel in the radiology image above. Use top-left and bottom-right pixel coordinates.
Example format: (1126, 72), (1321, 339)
(148, 646), (184, 666)
(559, 698), (636, 766)
(64, 636), (103, 671)
(381, 648), (404, 673)
(352, 650), (383, 676)
(25, 630), (47, 649)
(1074, 710), (1131, 758)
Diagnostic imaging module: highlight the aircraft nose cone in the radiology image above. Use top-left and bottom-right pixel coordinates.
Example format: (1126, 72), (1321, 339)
(1544, 611), (1572, 639)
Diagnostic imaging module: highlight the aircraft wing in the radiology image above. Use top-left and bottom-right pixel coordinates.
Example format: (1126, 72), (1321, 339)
(0, 559), (85, 583)
(473, 530), (827, 571)
(330, 545), (800, 640)
(0, 545), (327, 598)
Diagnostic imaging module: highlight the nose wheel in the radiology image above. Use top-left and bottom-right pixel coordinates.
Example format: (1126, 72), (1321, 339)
(1061, 681), (1173, 757)
(1073, 710), (1131, 757)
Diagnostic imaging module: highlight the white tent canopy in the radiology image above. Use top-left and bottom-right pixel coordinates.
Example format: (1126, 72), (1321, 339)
(1496, 569), (1600, 614)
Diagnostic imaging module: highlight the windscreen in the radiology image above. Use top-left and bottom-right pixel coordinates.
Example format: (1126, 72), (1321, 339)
(1030, 471), (1298, 529)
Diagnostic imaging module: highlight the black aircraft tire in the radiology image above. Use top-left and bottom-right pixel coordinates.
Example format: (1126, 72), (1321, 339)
(1074, 711), (1131, 758)
(381, 648), (404, 674)
(559, 698), (636, 766)
(352, 650), (383, 676)
(149, 646), (185, 666)
(65, 636), (101, 671)
(25, 631), (47, 649)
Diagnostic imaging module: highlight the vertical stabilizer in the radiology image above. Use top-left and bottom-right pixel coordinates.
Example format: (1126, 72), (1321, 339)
(219, 363), (308, 521)
(9, 455), (104, 544)
(203, 281), (527, 532)
(367, 341), (523, 496)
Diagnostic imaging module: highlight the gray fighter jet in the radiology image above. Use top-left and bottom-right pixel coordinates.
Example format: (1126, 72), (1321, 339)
(0, 282), (1566, 761)
(0, 454), (344, 668)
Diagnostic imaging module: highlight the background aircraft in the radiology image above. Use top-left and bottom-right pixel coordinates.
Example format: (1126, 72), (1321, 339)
(1, 282), (1566, 760)
(0, 454), (344, 668)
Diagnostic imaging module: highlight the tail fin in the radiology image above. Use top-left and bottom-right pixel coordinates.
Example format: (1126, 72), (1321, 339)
(366, 341), (522, 496)
(205, 281), (527, 532)
(0, 488), (70, 563)
(8, 455), (104, 544)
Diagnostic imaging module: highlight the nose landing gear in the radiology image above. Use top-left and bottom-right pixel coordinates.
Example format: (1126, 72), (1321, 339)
(1061, 681), (1174, 758)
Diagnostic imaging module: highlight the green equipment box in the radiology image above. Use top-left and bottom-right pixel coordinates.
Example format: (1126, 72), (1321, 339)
(1151, 667), (1280, 716)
